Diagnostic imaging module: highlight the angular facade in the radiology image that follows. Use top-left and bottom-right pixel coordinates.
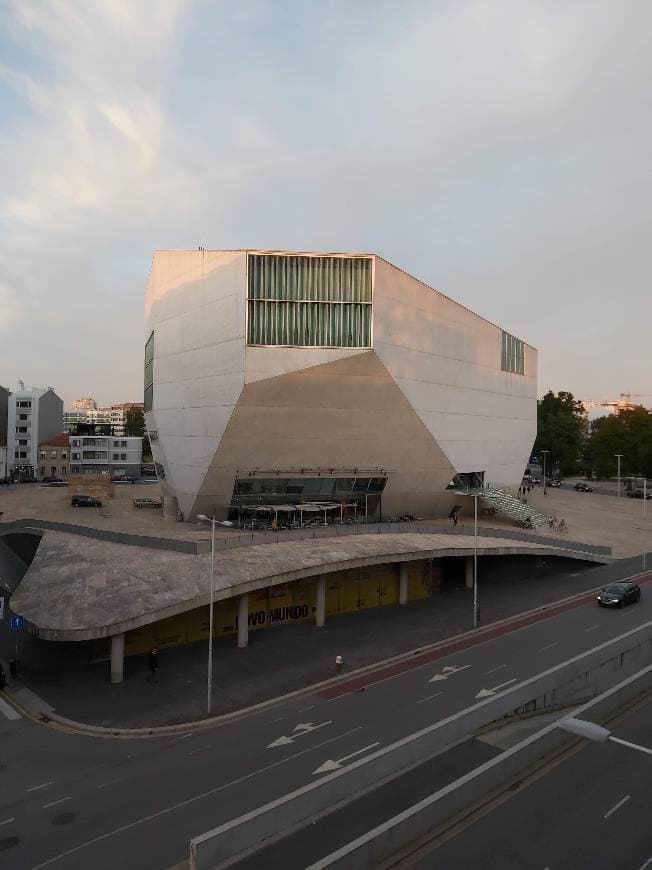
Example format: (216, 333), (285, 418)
(144, 250), (537, 522)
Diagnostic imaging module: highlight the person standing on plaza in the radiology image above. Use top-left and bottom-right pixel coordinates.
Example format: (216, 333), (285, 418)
(148, 646), (159, 683)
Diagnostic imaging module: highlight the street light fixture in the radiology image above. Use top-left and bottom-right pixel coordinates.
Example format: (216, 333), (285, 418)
(473, 490), (480, 628)
(197, 513), (216, 715)
(557, 717), (652, 756)
(615, 454), (624, 498)
(541, 450), (550, 496)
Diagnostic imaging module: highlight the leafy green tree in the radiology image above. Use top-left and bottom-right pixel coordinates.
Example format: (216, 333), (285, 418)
(124, 405), (151, 460)
(588, 407), (652, 480)
(534, 391), (587, 477)
(124, 406), (145, 437)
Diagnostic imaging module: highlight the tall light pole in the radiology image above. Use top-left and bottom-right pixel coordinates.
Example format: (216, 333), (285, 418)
(558, 717), (652, 755)
(197, 513), (216, 715)
(473, 491), (479, 628)
(541, 450), (550, 496)
(615, 454), (624, 498)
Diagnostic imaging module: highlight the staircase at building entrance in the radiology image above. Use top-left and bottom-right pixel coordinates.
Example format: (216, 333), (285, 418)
(475, 487), (551, 528)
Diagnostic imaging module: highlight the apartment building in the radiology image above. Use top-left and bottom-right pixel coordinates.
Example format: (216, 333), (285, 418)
(38, 433), (70, 479)
(68, 425), (142, 478)
(7, 383), (63, 479)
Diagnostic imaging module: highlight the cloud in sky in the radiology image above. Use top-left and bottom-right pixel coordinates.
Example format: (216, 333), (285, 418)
(1, 0), (650, 407)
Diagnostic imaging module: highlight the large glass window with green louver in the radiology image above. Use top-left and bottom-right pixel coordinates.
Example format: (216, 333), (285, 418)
(247, 254), (372, 347)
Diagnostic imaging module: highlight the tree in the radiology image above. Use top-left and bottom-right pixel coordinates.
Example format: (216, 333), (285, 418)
(588, 407), (652, 480)
(534, 391), (587, 477)
(124, 405), (151, 460)
(124, 406), (145, 437)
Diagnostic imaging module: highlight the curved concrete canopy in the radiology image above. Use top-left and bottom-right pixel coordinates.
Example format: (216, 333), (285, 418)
(10, 531), (608, 642)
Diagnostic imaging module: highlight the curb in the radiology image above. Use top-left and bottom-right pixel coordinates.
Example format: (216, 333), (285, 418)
(5, 568), (651, 739)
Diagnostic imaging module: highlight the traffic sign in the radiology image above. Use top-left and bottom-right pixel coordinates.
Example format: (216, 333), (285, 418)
(10, 615), (24, 630)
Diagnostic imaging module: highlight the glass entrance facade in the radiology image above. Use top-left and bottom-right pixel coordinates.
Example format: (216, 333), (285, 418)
(229, 475), (387, 524)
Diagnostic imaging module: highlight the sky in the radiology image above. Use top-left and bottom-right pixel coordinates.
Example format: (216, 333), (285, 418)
(1, 0), (651, 409)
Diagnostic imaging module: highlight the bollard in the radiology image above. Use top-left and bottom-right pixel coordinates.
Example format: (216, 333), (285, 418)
(335, 655), (343, 674)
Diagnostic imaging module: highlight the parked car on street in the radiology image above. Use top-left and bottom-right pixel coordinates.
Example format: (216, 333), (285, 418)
(133, 497), (162, 509)
(546, 479), (561, 487)
(597, 582), (641, 608)
(0, 478), (11, 486)
(627, 489), (651, 499)
(71, 495), (102, 507)
(574, 483), (593, 492)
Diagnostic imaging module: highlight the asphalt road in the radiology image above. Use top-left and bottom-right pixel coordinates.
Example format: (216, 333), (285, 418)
(411, 697), (652, 870)
(1, 566), (651, 869)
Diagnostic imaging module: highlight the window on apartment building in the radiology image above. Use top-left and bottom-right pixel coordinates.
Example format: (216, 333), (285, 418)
(18, 401), (31, 408)
(501, 331), (525, 375)
(50, 450), (57, 458)
(18, 440), (27, 446)
(247, 254), (373, 347)
(40, 466), (45, 476)
(72, 452), (80, 460)
(120, 440), (127, 447)
(61, 467), (67, 476)
(40, 450), (46, 459)
(19, 414), (27, 421)
(70, 466), (79, 474)
(16, 426), (27, 433)
(19, 451), (27, 458)
(61, 451), (67, 459)
(144, 330), (154, 412)
(50, 467), (56, 475)
(120, 453), (127, 461)
(113, 440), (119, 447)
(72, 439), (80, 447)
(112, 453), (119, 460)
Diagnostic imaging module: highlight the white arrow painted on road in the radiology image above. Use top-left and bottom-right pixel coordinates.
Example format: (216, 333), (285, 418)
(429, 664), (471, 683)
(313, 742), (381, 775)
(475, 678), (517, 699)
(267, 721), (332, 748)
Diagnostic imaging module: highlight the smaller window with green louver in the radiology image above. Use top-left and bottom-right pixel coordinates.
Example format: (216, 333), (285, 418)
(501, 331), (525, 375)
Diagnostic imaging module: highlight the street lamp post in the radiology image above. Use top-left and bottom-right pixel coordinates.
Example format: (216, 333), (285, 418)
(615, 454), (624, 498)
(197, 513), (216, 715)
(473, 492), (479, 628)
(541, 450), (550, 496)
(557, 717), (652, 756)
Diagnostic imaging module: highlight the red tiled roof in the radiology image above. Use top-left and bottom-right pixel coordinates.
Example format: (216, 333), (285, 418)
(41, 433), (69, 447)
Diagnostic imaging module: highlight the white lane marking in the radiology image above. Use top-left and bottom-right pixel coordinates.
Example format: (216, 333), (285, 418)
(0, 696), (21, 720)
(27, 781), (54, 792)
(604, 794), (630, 819)
(416, 691), (444, 705)
(539, 642), (557, 652)
(313, 742), (381, 774)
(43, 796), (72, 809)
(429, 664), (471, 683)
(475, 679), (517, 699)
(585, 624), (600, 632)
(0, 817), (15, 827)
(30, 726), (363, 870)
(188, 745), (211, 756)
(637, 856), (652, 870)
(266, 717), (285, 725)
(169, 732), (192, 743)
(484, 664), (507, 675)
(298, 705), (315, 712)
(126, 753), (139, 759)
(268, 721), (332, 748)
(97, 777), (127, 790)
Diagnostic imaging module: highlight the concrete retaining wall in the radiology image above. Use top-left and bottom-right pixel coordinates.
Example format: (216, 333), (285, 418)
(189, 622), (652, 869)
(309, 664), (652, 870)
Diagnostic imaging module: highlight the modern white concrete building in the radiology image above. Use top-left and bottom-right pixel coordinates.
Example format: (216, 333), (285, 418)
(6, 383), (63, 479)
(144, 250), (537, 522)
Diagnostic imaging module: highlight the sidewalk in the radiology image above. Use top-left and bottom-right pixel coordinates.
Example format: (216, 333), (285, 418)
(5, 553), (645, 730)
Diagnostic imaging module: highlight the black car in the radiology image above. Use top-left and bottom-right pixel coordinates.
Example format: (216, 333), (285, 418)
(0, 477), (11, 486)
(627, 489), (651, 499)
(546, 479), (561, 487)
(597, 582), (641, 608)
(71, 495), (102, 507)
(574, 483), (593, 492)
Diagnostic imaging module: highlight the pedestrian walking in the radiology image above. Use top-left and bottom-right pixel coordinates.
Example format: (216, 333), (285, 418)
(452, 512), (458, 527)
(147, 646), (159, 683)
